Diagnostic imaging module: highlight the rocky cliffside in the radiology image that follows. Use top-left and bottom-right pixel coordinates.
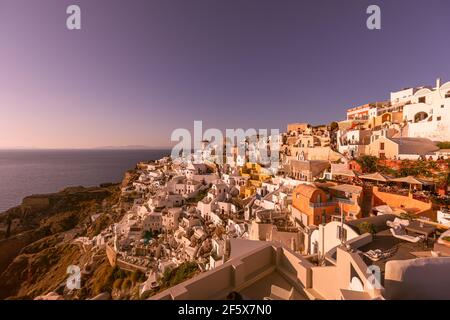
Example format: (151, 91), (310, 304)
(0, 183), (126, 299)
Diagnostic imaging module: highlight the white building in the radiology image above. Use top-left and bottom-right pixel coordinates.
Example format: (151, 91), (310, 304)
(162, 207), (182, 230)
(337, 128), (371, 158)
(390, 87), (417, 105)
(346, 104), (375, 121)
(403, 78), (450, 141)
(143, 212), (162, 233)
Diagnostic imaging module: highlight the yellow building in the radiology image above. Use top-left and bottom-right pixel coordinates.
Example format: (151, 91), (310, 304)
(238, 163), (272, 198)
(369, 111), (403, 129)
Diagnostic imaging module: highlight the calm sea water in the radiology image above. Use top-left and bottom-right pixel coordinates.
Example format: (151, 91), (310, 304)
(0, 149), (170, 212)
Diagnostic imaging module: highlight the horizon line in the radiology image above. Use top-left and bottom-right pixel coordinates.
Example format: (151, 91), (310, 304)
(0, 146), (174, 151)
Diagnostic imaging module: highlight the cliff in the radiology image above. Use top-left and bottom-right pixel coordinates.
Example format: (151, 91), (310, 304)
(0, 183), (125, 299)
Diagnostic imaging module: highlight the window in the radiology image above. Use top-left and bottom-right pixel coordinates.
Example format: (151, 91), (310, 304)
(437, 116), (442, 121)
(419, 97), (426, 103)
(380, 142), (385, 150)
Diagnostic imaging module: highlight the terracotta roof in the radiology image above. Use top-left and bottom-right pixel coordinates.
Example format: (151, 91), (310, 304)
(293, 184), (321, 199)
(328, 184), (362, 194)
(290, 160), (330, 177)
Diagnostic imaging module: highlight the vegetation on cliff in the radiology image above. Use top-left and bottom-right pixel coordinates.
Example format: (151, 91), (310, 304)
(0, 183), (125, 300)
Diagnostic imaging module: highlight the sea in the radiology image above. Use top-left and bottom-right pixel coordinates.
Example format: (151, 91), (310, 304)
(0, 149), (171, 212)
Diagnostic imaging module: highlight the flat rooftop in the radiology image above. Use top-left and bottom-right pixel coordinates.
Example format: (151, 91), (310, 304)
(239, 270), (307, 300)
(356, 229), (435, 285)
(150, 241), (313, 300)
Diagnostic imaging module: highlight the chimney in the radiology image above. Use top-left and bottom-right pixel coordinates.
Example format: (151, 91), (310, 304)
(436, 78), (441, 88)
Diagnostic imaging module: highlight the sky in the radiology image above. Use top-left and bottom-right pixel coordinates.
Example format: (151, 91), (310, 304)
(0, 0), (449, 149)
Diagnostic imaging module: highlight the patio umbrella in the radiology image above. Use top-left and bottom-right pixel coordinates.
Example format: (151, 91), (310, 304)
(334, 169), (359, 178)
(358, 172), (391, 182)
(390, 176), (424, 185)
(390, 176), (424, 192)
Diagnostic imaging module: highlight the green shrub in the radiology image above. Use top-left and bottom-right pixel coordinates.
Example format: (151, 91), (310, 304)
(160, 262), (198, 288)
(92, 264), (115, 295)
(437, 141), (450, 149)
(121, 278), (132, 291)
(399, 213), (416, 221)
(131, 270), (145, 283)
(356, 155), (378, 173)
(112, 266), (127, 280)
(113, 278), (123, 290)
(358, 222), (377, 235)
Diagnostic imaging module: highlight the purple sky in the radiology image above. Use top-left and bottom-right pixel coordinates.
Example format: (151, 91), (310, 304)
(1, 0), (449, 148)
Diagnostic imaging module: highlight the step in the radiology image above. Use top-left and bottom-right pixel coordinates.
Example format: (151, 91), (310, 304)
(303, 288), (325, 300)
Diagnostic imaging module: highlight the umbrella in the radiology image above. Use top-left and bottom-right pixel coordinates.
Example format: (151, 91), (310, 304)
(333, 169), (359, 178)
(390, 176), (424, 185)
(358, 172), (391, 182)
(390, 175), (426, 192)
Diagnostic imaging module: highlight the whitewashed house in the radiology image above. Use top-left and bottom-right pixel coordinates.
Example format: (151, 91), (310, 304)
(403, 78), (450, 141)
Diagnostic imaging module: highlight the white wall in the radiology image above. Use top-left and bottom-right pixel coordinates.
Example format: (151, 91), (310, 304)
(403, 81), (450, 141)
(390, 87), (415, 104)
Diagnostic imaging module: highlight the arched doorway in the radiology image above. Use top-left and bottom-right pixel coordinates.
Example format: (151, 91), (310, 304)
(381, 113), (392, 123)
(414, 112), (428, 123)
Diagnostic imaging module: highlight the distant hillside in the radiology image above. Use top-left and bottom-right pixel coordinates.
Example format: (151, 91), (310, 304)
(95, 145), (169, 150)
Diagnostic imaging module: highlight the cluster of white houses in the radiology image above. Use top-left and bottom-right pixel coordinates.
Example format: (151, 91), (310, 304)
(72, 78), (450, 300)
(337, 78), (450, 160)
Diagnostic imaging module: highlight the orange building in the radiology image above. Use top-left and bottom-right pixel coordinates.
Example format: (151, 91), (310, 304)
(292, 183), (363, 226)
(292, 184), (337, 226)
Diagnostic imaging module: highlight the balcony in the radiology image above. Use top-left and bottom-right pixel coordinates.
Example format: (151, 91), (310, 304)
(309, 201), (336, 208)
(335, 197), (355, 205)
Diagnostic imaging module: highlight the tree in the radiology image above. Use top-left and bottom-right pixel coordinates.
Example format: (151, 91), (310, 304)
(356, 155), (378, 173)
(329, 121), (339, 132)
(143, 230), (153, 241)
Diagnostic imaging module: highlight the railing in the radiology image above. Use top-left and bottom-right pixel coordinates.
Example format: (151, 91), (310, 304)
(335, 197), (355, 205)
(309, 201), (336, 208)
